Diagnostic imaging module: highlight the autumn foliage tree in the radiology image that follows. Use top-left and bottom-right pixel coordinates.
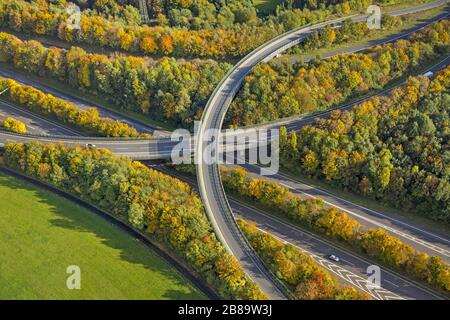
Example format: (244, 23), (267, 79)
(238, 219), (371, 300)
(1, 117), (27, 134)
(280, 66), (450, 225)
(228, 19), (450, 126)
(0, 31), (230, 128)
(0, 0), (415, 59)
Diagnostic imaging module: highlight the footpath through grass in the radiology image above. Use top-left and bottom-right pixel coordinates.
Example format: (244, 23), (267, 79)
(0, 172), (205, 300)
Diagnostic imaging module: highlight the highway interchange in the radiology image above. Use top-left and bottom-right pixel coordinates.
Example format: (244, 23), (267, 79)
(0, 0), (449, 300)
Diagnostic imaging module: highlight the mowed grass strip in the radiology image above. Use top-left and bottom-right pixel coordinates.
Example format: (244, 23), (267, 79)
(0, 172), (205, 300)
(254, 0), (283, 14)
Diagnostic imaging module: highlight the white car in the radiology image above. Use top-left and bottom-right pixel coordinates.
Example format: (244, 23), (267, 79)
(85, 143), (97, 148)
(328, 254), (340, 262)
(423, 71), (433, 78)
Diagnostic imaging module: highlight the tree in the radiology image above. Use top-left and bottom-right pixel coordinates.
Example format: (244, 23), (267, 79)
(128, 202), (145, 228)
(295, 269), (336, 300)
(3, 117), (27, 134)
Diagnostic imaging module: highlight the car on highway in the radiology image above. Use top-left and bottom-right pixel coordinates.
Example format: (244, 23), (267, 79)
(328, 254), (340, 262)
(423, 71), (434, 77)
(85, 143), (97, 149)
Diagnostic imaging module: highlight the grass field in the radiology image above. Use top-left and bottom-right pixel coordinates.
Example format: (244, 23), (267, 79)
(0, 172), (205, 300)
(254, 0), (283, 14)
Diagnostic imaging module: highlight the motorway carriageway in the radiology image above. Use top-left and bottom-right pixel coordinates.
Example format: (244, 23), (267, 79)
(150, 164), (446, 300)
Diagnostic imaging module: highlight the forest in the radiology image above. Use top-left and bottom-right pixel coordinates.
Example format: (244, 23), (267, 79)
(279, 65), (450, 224)
(0, 19), (447, 129)
(0, 31), (230, 128)
(0, 0), (412, 59)
(221, 166), (450, 291)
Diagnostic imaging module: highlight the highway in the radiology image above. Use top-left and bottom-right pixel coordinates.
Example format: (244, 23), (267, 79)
(287, 1), (450, 64)
(0, 4), (449, 156)
(1, 102), (443, 300)
(2, 102), (446, 300)
(0, 100), (81, 136)
(0, 0), (448, 299)
(0, 68), (167, 136)
(242, 163), (450, 261)
(1, 55), (449, 158)
(151, 164), (445, 300)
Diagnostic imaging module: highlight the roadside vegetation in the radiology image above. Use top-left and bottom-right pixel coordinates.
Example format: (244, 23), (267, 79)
(221, 166), (450, 293)
(1, 141), (267, 300)
(238, 219), (372, 300)
(279, 65), (450, 225)
(284, 8), (443, 58)
(0, 116), (26, 133)
(0, 77), (146, 137)
(0, 19), (447, 129)
(0, 141), (377, 300)
(0, 171), (205, 300)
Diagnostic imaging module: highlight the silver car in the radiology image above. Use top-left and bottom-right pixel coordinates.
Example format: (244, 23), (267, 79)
(328, 254), (340, 262)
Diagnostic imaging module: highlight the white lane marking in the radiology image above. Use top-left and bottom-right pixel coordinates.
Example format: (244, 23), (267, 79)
(278, 171), (450, 244)
(253, 224), (404, 300)
(0, 100), (82, 136)
(384, 279), (400, 288)
(238, 153), (450, 259)
(230, 194), (444, 300)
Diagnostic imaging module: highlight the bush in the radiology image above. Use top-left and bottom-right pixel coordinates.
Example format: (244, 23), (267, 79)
(2, 117), (26, 134)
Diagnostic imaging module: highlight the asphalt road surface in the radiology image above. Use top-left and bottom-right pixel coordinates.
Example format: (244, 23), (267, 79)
(0, 68), (166, 136)
(0, 100), (81, 136)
